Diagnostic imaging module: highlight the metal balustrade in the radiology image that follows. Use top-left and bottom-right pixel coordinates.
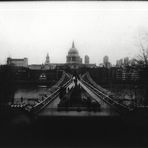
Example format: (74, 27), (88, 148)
(83, 72), (111, 95)
(81, 72), (122, 102)
(49, 71), (66, 89)
(47, 71), (72, 95)
(80, 74), (132, 113)
(30, 73), (73, 114)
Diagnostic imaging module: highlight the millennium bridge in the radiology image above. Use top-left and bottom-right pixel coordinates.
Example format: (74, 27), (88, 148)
(26, 71), (132, 117)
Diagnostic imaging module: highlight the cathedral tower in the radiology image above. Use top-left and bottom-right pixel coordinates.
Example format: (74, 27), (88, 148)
(45, 53), (50, 65)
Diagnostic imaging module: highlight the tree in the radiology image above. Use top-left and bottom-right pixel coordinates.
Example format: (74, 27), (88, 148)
(134, 31), (148, 106)
(136, 31), (148, 66)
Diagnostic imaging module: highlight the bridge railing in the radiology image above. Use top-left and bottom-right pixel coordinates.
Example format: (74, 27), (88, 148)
(82, 72), (112, 96)
(80, 73), (132, 113)
(30, 74), (72, 114)
(81, 72), (124, 101)
(49, 71), (66, 89)
(46, 71), (72, 95)
(86, 73), (132, 108)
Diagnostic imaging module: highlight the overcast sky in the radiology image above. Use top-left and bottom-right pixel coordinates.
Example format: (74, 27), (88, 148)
(0, 2), (148, 65)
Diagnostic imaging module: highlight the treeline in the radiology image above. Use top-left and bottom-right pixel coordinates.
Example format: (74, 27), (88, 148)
(78, 66), (148, 85)
(0, 65), (63, 83)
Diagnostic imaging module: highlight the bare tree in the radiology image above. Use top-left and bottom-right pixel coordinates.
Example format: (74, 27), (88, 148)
(136, 31), (148, 65)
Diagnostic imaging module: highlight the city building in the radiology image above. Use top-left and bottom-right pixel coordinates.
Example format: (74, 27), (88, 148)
(116, 59), (123, 67)
(82, 63), (97, 68)
(103, 56), (109, 64)
(116, 67), (140, 81)
(116, 57), (130, 67)
(85, 55), (89, 64)
(80, 58), (82, 64)
(29, 63), (60, 70)
(103, 56), (111, 68)
(123, 57), (129, 66)
(28, 64), (44, 70)
(7, 57), (28, 67)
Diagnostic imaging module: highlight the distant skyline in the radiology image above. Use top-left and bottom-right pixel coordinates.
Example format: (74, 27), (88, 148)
(0, 2), (148, 65)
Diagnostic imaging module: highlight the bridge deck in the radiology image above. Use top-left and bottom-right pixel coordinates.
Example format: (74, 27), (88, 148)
(38, 80), (119, 116)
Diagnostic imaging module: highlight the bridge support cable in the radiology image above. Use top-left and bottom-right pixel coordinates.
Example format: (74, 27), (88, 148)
(80, 74), (132, 114)
(85, 73), (132, 110)
(82, 72), (112, 96)
(28, 72), (73, 114)
(49, 71), (72, 91)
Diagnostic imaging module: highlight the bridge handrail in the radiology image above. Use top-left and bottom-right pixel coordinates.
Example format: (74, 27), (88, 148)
(80, 76), (131, 112)
(47, 71), (72, 95)
(30, 76), (72, 113)
(50, 71), (66, 88)
(85, 72), (111, 95)
(81, 72), (129, 106)
(34, 75), (72, 108)
(86, 73), (131, 110)
(65, 72), (73, 79)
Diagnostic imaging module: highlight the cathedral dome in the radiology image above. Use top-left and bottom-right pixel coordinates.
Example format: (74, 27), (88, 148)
(68, 41), (79, 56)
(66, 41), (82, 64)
